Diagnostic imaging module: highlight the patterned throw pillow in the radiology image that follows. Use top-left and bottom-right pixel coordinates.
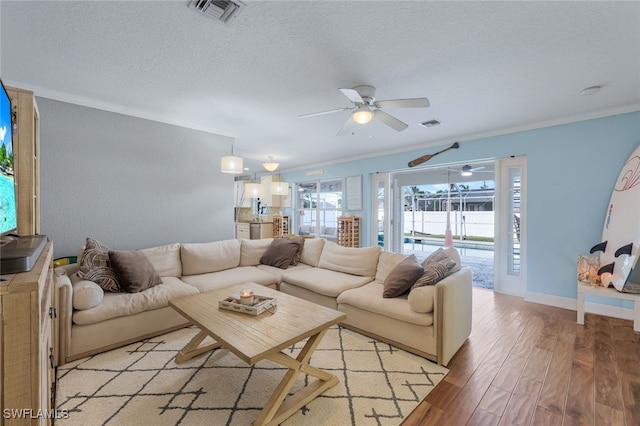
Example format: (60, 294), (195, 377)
(77, 237), (122, 292)
(412, 248), (457, 289)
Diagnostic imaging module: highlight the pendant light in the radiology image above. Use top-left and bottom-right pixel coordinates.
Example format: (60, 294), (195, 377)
(270, 180), (289, 195)
(220, 144), (243, 174)
(245, 174), (265, 198)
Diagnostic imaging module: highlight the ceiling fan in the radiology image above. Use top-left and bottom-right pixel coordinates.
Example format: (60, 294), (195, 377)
(299, 85), (429, 136)
(455, 165), (492, 176)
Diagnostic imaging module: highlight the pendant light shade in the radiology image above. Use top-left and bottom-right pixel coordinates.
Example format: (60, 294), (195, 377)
(245, 182), (265, 198)
(270, 181), (289, 195)
(221, 155), (243, 174)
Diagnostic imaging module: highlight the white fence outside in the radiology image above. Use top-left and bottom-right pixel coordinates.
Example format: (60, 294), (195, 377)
(404, 211), (494, 239)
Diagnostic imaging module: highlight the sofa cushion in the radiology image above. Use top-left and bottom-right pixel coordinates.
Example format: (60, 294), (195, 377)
(408, 285), (435, 313)
(141, 243), (182, 277)
(256, 263), (311, 284)
(65, 270), (104, 310)
(240, 238), (273, 266)
(375, 251), (410, 283)
(260, 238), (302, 269)
(337, 282), (434, 327)
(180, 239), (241, 275)
(72, 276), (199, 326)
(383, 255), (424, 298)
(72, 279), (105, 310)
(300, 238), (325, 266)
(318, 242), (381, 277)
(180, 266), (277, 293)
(109, 250), (162, 293)
(281, 267), (372, 298)
(77, 237), (122, 293)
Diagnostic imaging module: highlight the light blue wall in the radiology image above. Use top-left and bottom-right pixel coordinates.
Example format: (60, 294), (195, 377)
(282, 112), (640, 302)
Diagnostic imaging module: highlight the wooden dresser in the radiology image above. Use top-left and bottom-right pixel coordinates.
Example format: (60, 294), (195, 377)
(1, 242), (57, 425)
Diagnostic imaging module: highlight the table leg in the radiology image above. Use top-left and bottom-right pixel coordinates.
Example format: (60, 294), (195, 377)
(577, 287), (585, 325)
(252, 328), (339, 426)
(174, 329), (223, 364)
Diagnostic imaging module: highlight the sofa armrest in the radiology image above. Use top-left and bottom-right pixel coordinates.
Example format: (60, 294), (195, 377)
(54, 265), (76, 365)
(434, 266), (472, 366)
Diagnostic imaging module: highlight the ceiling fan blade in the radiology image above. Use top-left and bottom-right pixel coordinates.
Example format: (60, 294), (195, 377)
(471, 166), (486, 172)
(374, 98), (430, 109)
(298, 107), (352, 118)
(374, 110), (408, 132)
(339, 88), (364, 104)
(337, 114), (356, 136)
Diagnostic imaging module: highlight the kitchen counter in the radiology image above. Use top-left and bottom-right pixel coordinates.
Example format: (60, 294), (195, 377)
(236, 222), (273, 239)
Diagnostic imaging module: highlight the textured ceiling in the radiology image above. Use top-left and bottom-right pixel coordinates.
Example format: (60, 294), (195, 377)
(1, 1), (639, 173)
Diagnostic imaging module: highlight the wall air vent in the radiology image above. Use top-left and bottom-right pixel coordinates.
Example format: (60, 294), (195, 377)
(188, 0), (244, 24)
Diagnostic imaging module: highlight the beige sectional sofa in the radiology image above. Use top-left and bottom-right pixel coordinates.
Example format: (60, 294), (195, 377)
(54, 237), (471, 367)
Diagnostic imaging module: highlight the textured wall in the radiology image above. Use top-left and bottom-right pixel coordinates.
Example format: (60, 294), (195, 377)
(38, 98), (235, 258)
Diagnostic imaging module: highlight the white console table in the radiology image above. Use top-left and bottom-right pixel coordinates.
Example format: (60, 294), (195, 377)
(577, 282), (640, 332)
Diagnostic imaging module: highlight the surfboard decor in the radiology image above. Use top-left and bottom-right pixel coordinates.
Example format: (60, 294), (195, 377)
(590, 144), (640, 293)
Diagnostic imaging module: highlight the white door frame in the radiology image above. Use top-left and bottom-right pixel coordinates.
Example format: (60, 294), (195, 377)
(494, 156), (527, 296)
(371, 173), (391, 251)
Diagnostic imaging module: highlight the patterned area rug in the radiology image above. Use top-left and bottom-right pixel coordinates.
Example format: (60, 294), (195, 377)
(56, 325), (448, 425)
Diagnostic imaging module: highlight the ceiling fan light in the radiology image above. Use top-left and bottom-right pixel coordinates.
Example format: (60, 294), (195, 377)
(461, 165), (473, 177)
(221, 155), (243, 174)
(352, 107), (373, 124)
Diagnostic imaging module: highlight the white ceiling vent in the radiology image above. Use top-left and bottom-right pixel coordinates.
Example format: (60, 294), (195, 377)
(188, 0), (244, 24)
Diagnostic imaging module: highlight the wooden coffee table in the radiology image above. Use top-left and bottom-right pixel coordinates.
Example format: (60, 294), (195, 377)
(168, 282), (346, 426)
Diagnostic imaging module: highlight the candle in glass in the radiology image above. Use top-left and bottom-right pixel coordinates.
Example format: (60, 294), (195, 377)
(239, 289), (254, 305)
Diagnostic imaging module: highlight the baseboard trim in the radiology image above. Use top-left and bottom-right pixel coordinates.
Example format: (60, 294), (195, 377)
(524, 291), (635, 322)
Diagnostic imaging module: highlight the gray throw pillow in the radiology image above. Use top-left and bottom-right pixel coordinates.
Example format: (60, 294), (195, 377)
(383, 255), (424, 298)
(260, 238), (300, 269)
(109, 250), (162, 293)
(77, 237), (122, 293)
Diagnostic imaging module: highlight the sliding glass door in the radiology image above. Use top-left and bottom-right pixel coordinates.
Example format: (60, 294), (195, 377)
(296, 179), (343, 242)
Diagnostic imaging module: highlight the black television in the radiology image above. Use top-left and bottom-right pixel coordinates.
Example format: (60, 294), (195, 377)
(0, 79), (17, 237)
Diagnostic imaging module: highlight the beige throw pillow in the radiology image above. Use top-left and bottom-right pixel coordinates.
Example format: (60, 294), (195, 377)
(383, 255), (424, 298)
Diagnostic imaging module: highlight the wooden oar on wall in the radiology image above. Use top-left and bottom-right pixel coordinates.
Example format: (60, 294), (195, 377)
(407, 142), (460, 167)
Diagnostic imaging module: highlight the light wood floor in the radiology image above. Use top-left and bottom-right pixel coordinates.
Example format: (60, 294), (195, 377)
(402, 288), (640, 425)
